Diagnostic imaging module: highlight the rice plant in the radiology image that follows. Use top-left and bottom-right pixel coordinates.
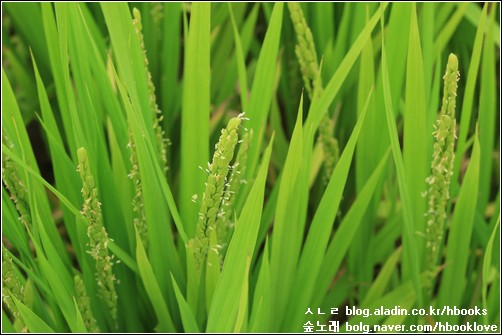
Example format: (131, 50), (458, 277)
(2, 2), (500, 333)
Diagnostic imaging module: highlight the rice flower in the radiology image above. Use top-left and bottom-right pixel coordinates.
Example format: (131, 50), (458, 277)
(2, 132), (31, 226)
(216, 130), (251, 260)
(193, 116), (242, 270)
(127, 127), (148, 250)
(133, 8), (169, 174)
(2, 248), (26, 331)
(77, 147), (118, 323)
(288, 2), (339, 181)
(74, 275), (100, 333)
(288, 2), (320, 98)
(150, 3), (163, 28)
(425, 53), (459, 268)
(318, 114), (340, 183)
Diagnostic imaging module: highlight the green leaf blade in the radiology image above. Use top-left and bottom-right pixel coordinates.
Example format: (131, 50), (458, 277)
(179, 2), (211, 237)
